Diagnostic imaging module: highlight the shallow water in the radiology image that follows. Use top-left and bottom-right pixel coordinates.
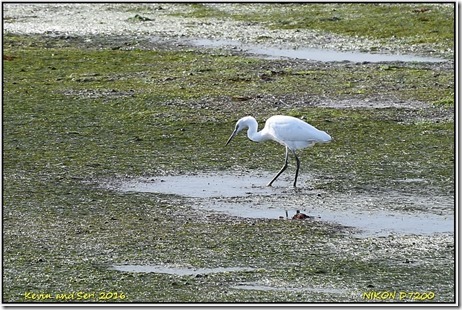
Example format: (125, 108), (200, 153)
(110, 264), (347, 295)
(190, 38), (446, 63)
(111, 264), (255, 275)
(207, 201), (453, 237)
(111, 264), (347, 295)
(109, 172), (453, 237)
(118, 173), (277, 198)
(231, 282), (347, 294)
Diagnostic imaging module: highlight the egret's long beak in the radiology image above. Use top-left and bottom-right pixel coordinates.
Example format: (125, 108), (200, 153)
(226, 129), (238, 146)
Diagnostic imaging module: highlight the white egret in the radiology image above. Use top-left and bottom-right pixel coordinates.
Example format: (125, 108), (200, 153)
(226, 115), (332, 187)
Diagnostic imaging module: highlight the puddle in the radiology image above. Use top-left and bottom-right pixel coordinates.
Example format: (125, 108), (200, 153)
(111, 264), (347, 295)
(111, 264), (255, 275)
(190, 38), (446, 63)
(231, 282), (347, 294)
(107, 172), (454, 237)
(197, 200), (453, 237)
(116, 173), (279, 198)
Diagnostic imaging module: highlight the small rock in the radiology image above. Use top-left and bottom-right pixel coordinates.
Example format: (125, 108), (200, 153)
(292, 210), (310, 220)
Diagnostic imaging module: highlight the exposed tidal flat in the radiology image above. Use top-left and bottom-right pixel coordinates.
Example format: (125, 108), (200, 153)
(3, 3), (455, 303)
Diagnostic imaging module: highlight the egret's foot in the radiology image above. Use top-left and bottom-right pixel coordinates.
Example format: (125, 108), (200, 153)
(292, 184), (302, 192)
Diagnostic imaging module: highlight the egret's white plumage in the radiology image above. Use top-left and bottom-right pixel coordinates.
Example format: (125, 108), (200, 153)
(226, 115), (332, 187)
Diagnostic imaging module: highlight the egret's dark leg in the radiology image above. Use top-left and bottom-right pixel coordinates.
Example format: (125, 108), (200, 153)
(292, 150), (300, 187)
(267, 146), (289, 186)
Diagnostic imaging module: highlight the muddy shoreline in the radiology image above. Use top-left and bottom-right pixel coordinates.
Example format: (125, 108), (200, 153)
(3, 3), (455, 303)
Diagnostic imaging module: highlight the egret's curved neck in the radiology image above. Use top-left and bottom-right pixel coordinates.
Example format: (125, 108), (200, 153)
(244, 117), (268, 143)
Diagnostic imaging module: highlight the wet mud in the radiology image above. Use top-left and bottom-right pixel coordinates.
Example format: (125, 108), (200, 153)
(3, 3), (455, 303)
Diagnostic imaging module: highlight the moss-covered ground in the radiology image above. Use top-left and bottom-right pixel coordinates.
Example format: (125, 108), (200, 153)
(3, 3), (454, 304)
